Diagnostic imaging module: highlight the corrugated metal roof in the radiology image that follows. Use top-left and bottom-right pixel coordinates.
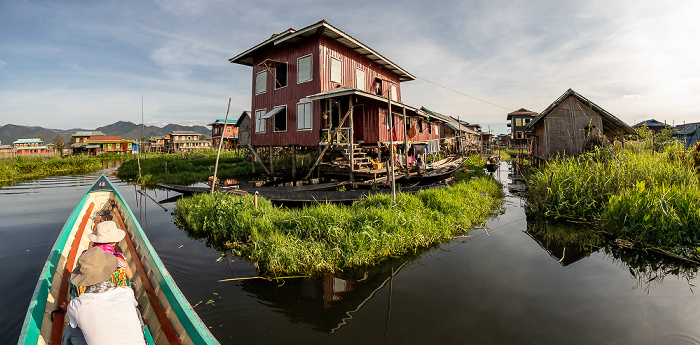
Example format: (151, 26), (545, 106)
(524, 89), (636, 135)
(230, 20), (415, 82)
(674, 122), (700, 135)
(13, 138), (43, 144)
(72, 131), (105, 137)
(632, 119), (669, 128)
(208, 118), (238, 126)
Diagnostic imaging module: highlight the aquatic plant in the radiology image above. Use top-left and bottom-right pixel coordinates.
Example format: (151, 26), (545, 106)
(0, 155), (103, 184)
(526, 145), (700, 261)
(174, 176), (504, 276)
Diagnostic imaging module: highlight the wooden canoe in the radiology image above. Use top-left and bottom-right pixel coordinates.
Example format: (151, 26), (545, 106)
(18, 174), (219, 345)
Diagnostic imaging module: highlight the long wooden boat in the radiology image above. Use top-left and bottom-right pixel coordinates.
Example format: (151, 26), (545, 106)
(18, 175), (219, 345)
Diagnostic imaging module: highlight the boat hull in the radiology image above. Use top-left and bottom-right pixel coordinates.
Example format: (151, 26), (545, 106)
(18, 175), (219, 345)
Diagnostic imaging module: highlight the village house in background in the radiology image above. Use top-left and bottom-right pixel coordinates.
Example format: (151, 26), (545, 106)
(0, 140), (13, 157)
(233, 111), (252, 148)
(229, 20), (470, 179)
(148, 136), (166, 152)
(84, 135), (135, 155)
(70, 131), (105, 155)
(209, 118), (239, 148)
(525, 89), (636, 160)
(632, 119), (672, 135)
(420, 107), (480, 153)
(507, 108), (537, 147)
(525, 89), (636, 159)
(13, 138), (52, 156)
(164, 131), (211, 153)
(673, 122), (700, 147)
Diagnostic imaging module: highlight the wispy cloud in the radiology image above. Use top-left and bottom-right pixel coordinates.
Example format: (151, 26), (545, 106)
(1, 0), (698, 132)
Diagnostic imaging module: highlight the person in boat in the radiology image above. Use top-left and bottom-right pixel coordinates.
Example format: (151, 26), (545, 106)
(72, 221), (132, 297)
(63, 247), (146, 345)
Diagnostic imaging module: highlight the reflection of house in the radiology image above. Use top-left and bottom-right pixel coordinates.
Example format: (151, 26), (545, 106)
(86, 136), (135, 154)
(507, 108), (537, 146)
(632, 119), (671, 135)
(229, 20), (444, 173)
(673, 122), (700, 147)
(209, 118), (239, 148)
(70, 131), (105, 154)
(525, 89), (636, 160)
(525, 221), (600, 266)
(240, 263), (406, 333)
(13, 138), (52, 156)
(165, 131), (211, 152)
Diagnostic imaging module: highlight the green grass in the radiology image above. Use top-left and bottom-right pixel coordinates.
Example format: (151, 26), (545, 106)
(174, 172), (504, 277)
(118, 149), (318, 186)
(0, 155), (103, 184)
(526, 145), (700, 260)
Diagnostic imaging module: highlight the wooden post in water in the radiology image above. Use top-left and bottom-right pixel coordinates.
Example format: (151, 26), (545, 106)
(349, 96), (354, 183)
(292, 146), (297, 184)
(251, 146), (256, 174)
(388, 89), (396, 203)
(269, 145), (274, 174)
(211, 98), (231, 196)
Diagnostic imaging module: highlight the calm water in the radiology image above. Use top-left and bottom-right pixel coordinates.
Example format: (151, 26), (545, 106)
(3, 164), (700, 344)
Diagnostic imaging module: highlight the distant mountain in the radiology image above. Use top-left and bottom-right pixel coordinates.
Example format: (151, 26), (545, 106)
(0, 122), (210, 145)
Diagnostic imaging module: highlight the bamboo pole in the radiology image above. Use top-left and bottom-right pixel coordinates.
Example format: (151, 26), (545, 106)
(388, 90), (396, 203)
(248, 144), (270, 175)
(211, 98), (231, 195)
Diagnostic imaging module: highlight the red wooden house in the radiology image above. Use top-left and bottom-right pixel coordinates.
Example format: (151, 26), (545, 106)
(208, 118), (239, 148)
(230, 20), (442, 172)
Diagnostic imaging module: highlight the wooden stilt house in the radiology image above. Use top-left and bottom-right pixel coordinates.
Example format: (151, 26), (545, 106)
(229, 20), (443, 177)
(525, 89), (636, 160)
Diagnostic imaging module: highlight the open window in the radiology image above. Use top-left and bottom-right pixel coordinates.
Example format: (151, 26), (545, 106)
(374, 78), (383, 96)
(275, 63), (287, 89)
(274, 106), (287, 132)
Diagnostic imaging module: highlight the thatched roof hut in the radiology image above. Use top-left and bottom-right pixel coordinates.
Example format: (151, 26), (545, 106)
(525, 89), (636, 159)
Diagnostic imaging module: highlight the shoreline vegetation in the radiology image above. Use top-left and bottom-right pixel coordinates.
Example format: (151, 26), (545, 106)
(174, 155), (505, 277)
(0, 155), (106, 185)
(117, 148), (317, 186)
(526, 137), (700, 262)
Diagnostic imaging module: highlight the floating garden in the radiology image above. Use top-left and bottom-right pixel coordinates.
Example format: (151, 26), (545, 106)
(174, 155), (504, 276)
(526, 141), (700, 262)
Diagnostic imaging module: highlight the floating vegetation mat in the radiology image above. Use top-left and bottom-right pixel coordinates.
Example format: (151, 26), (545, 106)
(174, 176), (504, 277)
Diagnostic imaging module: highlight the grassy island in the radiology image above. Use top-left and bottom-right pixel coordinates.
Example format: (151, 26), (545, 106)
(526, 143), (700, 261)
(174, 157), (504, 276)
(0, 155), (104, 185)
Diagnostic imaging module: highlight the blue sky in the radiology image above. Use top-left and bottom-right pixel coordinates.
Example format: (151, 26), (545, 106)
(1, 0), (698, 135)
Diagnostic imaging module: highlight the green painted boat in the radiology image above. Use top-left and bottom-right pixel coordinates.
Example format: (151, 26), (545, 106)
(18, 175), (219, 345)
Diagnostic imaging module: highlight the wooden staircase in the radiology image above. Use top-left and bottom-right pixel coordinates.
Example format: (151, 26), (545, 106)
(337, 144), (372, 170)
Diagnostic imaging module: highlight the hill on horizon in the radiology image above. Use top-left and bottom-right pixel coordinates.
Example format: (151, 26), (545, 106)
(0, 121), (210, 146)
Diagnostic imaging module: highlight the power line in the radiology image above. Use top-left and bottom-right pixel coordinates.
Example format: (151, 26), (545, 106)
(415, 76), (513, 111)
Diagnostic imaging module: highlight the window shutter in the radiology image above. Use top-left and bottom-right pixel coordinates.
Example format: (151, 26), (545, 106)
(297, 55), (312, 83)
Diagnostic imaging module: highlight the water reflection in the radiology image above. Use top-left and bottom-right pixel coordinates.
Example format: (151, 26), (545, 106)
(525, 219), (603, 266)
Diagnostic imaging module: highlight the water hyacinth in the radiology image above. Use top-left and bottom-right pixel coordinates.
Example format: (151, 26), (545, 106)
(526, 145), (700, 260)
(175, 176), (504, 276)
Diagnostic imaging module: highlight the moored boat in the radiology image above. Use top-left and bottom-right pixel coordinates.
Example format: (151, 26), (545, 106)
(18, 174), (219, 345)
